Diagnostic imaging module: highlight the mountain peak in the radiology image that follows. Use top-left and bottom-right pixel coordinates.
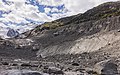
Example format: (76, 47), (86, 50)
(7, 28), (19, 38)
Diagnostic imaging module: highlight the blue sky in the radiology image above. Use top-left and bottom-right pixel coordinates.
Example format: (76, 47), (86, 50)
(0, 0), (118, 36)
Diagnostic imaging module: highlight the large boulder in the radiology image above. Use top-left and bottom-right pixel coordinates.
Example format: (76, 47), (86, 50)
(94, 59), (118, 75)
(43, 67), (64, 74)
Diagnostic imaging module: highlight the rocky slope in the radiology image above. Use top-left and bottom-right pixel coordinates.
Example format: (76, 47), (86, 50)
(1, 1), (120, 75)
(15, 1), (120, 57)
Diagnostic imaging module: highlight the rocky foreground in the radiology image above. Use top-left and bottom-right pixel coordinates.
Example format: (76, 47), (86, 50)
(0, 51), (119, 75)
(1, 1), (120, 75)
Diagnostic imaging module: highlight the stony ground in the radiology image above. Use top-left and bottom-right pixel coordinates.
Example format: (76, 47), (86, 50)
(0, 48), (120, 75)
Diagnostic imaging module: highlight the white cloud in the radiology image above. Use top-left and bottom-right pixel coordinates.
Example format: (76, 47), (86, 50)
(62, 0), (118, 15)
(37, 0), (118, 15)
(51, 8), (59, 13)
(44, 7), (51, 13)
(37, 0), (63, 6)
(0, 0), (53, 23)
(26, 12), (52, 22)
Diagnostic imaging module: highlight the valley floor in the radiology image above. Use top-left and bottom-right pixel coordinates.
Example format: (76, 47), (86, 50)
(0, 48), (120, 75)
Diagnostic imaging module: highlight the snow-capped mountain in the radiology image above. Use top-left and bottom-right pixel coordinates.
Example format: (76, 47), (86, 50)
(0, 27), (19, 38)
(0, 23), (41, 38)
(7, 28), (19, 38)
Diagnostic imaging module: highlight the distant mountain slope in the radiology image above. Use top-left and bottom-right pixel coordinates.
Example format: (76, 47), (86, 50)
(13, 1), (120, 57)
(19, 1), (120, 38)
(1, 1), (120, 58)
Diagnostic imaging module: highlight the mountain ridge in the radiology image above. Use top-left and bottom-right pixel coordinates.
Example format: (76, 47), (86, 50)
(17, 1), (120, 39)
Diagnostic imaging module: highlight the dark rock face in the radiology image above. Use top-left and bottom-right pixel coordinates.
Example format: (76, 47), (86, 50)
(21, 63), (31, 67)
(72, 63), (79, 66)
(43, 67), (64, 74)
(1, 62), (9, 65)
(94, 60), (118, 75)
(7, 28), (19, 38)
(101, 62), (118, 75)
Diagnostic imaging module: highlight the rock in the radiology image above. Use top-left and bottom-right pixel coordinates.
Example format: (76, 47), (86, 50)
(72, 62), (79, 66)
(87, 70), (98, 75)
(117, 29), (120, 32)
(22, 72), (42, 75)
(31, 64), (39, 67)
(64, 71), (83, 75)
(94, 59), (118, 75)
(11, 63), (18, 66)
(14, 45), (21, 49)
(101, 62), (118, 75)
(1, 62), (9, 65)
(32, 44), (40, 51)
(53, 32), (59, 36)
(0, 70), (48, 75)
(21, 63), (31, 67)
(75, 68), (97, 75)
(43, 67), (64, 74)
(14, 59), (22, 62)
